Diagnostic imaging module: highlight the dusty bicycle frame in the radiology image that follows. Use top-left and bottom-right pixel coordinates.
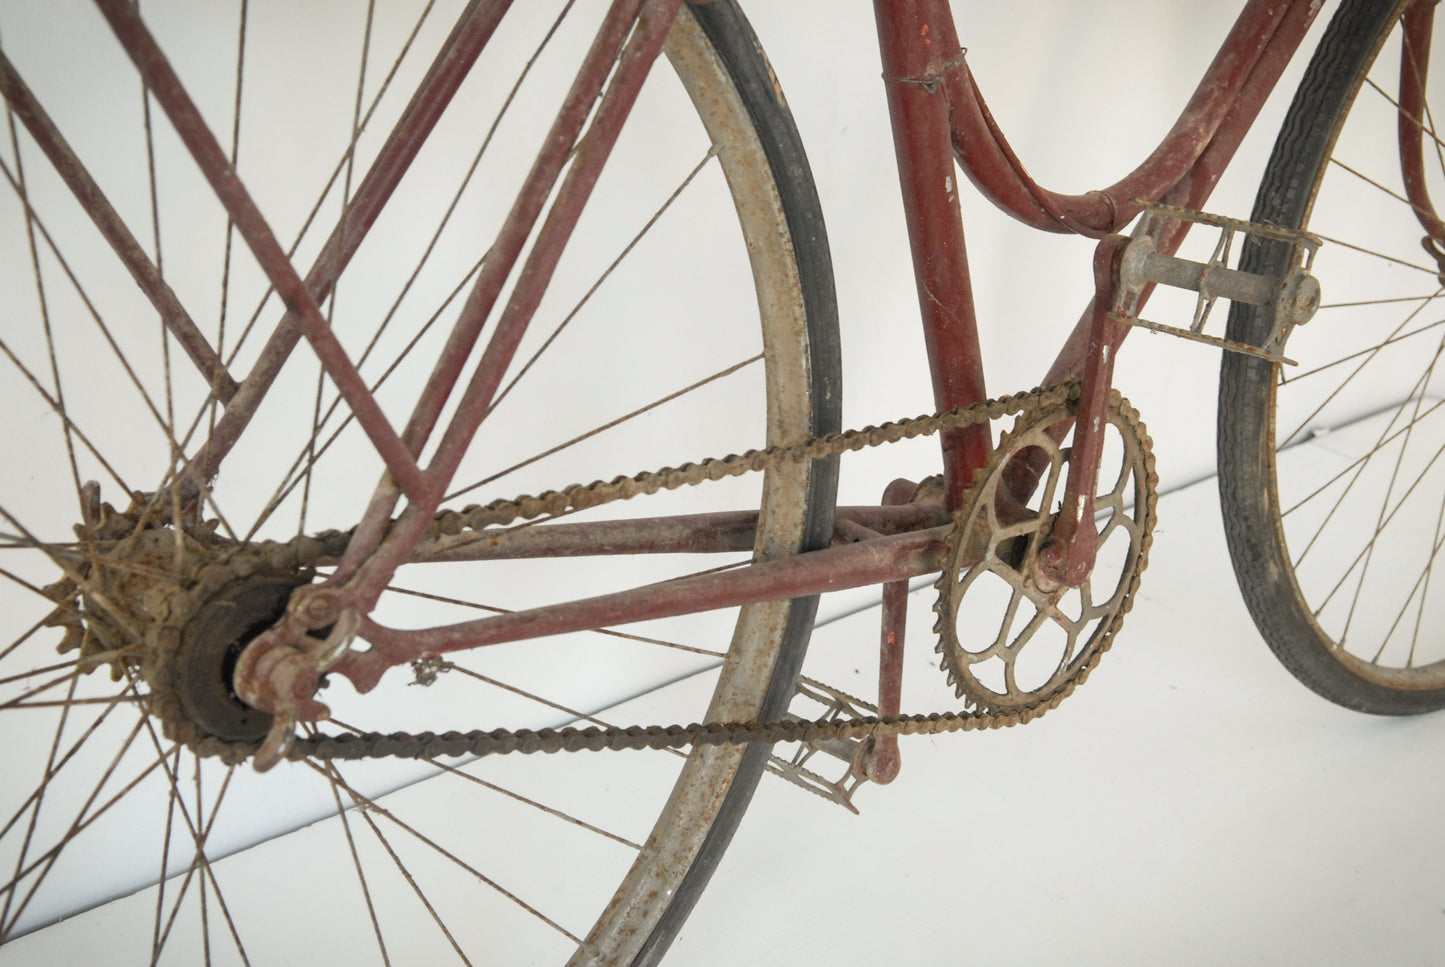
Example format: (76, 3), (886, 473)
(7, 0), (1438, 768)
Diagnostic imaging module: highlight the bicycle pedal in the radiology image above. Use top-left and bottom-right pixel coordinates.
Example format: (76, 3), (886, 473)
(764, 677), (878, 814)
(1110, 201), (1322, 365)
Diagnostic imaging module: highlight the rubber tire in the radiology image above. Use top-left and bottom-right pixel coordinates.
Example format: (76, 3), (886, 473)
(1217, 0), (1445, 713)
(605, 3), (841, 965)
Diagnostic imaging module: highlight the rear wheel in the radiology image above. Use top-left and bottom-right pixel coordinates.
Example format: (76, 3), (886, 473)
(0, 2), (838, 964)
(1218, 0), (1445, 712)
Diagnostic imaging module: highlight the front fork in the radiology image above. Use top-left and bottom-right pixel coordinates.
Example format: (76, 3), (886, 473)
(1401, 0), (1445, 277)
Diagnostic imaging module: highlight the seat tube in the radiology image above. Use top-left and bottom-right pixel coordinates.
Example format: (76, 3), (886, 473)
(874, 0), (990, 510)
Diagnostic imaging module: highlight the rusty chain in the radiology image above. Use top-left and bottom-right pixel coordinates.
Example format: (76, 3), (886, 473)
(139, 379), (1153, 766)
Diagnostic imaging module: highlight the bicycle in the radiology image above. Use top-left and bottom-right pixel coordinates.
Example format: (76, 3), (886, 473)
(1, 0), (1440, 964)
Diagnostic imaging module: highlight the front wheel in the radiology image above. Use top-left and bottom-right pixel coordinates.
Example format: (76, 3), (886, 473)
(1218, 0), (1445, 712)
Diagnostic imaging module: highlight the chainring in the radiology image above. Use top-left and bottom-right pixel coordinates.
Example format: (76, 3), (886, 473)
(932, 391), (1158, 715)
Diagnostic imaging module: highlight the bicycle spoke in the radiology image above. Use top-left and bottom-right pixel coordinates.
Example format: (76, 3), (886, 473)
(5, 695), (147, 710)
(244, 2), (581, 540)
(1303, 424), (1445, 618)
(0, 152), (195, 487)
(137, 43), (198, 555)
(319, 749), (393, 967)
(180, 0), (514, 489)
(0, 335), (135, 498)
(1338, 370), (1443, 644)
(307, 758), (582, 951)
(1373, 34), (1445, 188)
(300, 0), (376, 539)
(1406, 493), (1445, 666)
(149, 748), (179, 963)
(1319, 293), (1445, 308)
(217, 0), (441, 375)
(261, 138), (721, 538)
(0, 688), (131, 843)
(487, 146), (718, 418)
(1369, 515), (1445, 665)
(1283, 397), (1445, 519)
(240, 254), (486, 543)
(0, 52), (237, 402)
(345, 0), (578, 395)
(1311, 228), (1442, 277)
(1329, 156), (1436, 216)
(4, 107), (87, 520)
(1285, 401), (1445, 571)
(309, 760), (475, 964)
(1277, 291), (1442, 448)
(1365, 74), (1445, 154)
(399, 0), (656, 471)
(0, 711), (158, 939)
(1279, 312), (1445, 387)
(138, 721), (247, 967)
(0, 670), (79, 935)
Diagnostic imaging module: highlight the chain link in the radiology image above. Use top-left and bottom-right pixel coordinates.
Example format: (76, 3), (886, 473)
(163, 382), (1111, 765)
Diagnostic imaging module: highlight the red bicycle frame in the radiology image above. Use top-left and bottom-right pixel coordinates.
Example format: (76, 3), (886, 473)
(29, 0), (1436, 761)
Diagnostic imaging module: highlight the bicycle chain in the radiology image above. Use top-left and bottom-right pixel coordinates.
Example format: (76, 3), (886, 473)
(156, 381), (1109, 765)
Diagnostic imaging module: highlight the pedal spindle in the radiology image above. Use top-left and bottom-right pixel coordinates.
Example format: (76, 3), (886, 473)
(1112, 201), (1322, 364)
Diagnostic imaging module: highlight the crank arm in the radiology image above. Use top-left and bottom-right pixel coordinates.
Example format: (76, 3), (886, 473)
(1034, 236), (1127, 591)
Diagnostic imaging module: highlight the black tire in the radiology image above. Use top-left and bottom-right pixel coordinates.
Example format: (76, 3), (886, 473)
(1218, 0), (1445, 713)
